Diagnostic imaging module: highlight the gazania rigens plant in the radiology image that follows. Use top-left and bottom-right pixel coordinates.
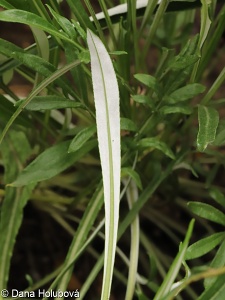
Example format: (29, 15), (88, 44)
(1, 1), (225, 299)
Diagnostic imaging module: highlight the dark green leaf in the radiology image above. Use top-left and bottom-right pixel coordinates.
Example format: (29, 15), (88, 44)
(197, 105), (219, 152)
(121, 168), (142, 190)
(204, 240), (225, 289)
(209, 187), (225, 207)
(213, 121), (225, 146)
(132, 95), (151, 105)
(78, 50), (90, 63)
(0, 0), (14, 9)
(68, 126), (96, 153)
(169, 54), (200, 70)
(0, 38), (75, 96)
(10, 140), (97, 187)
(66, 0), (94, 30)
(47, 5), (76, 39)
(160, 105), (192, 115)
(0, 9), (77, 47)
(15, 96), (85, 111)
(188, 202), (225, 226)
(0, 95), (31, 128)
(121, 118), (138, 132)
(0, 185), (35, 289)
(134, 74), (158, 91)
(185, 232), (225, 260)
(138, 138), (175, 159)
(167, 84), (205, 103)
(0, 131), (35, 288)
(109, 51), (127, 56)
(198, 273), (225, 300)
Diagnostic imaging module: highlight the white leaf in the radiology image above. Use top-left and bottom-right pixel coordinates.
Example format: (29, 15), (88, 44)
(90, 0), (161, 21)
(87, 29), (120, 300)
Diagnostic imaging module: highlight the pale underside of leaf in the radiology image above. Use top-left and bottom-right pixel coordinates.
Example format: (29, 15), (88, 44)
(87, 29), (120, 300)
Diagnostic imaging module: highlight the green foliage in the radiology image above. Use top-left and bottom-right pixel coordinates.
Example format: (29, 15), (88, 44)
(0, 0), (225, 299)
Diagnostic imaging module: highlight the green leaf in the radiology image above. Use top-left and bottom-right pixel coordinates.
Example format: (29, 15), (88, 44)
(213, 121), (225, 146)
(167, 84), (205, 103)
(47, 5), (76, 39)
(197, 105), (219, 152)
(0, 95), (30, 128)
(160, 105), (192, 115)
(0, 0), (14, 9)
(109, 51), (128, 56)
(132, 95), (151, 105)
(78, 50), (90, 63)
(0, 9), (80, 49)
(204, 240), (225, 289)
(71, 20), (87, 40)
(121, 168), (142, 190)
(30, 26), (49, 62)
(66, 0), (94, 30)
(169, 54), (200, 70)
(0, 131), (35, 289)
(87, 29), (121, 300)
(188, 202), (225, 226)
(0, 185), (35, 290)
(198, 273), (225, 300)
(0, 60), (81, 145)
(10, 140), (96, 187)
(0, 38), (75, 96)
(68, 125), (97, 153)
(138, 138), (175, 159)
(134, 74), (158, 91)
(153, 219), (195, 300)
(209, 187), (225, 208)
(125, 180), (140, 300)
(121, 118), (138, 132)
(55, 184), (104, 293)
(15, 96), (85, 111)
(185, 232), (225, 260)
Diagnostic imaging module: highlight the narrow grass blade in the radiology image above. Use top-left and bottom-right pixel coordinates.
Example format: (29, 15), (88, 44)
(87, 29), (121, 300)
(0, 131), (35, 289)
(0, 60), (81, 145)
(125, 180), (140, 300)
(153, 219), (195, 300)
(0, 9), (82, 50)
